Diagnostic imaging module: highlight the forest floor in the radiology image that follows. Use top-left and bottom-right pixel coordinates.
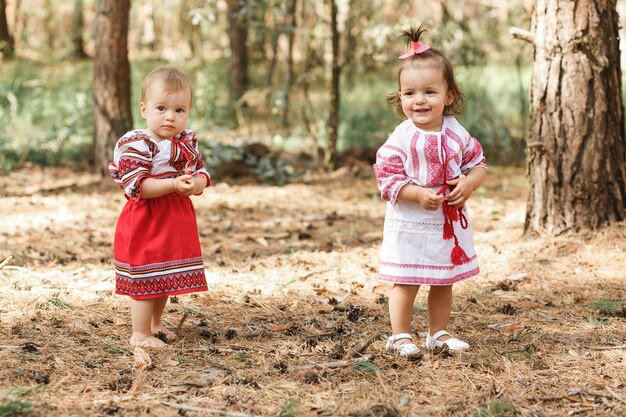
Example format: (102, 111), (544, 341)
(0, 165), (625, 417)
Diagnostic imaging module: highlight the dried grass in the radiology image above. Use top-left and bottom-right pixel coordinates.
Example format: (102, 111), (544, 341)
(0, 166), (625, 416)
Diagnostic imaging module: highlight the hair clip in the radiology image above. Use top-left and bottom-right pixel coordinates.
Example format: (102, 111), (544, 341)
(399, 41), (431, 59)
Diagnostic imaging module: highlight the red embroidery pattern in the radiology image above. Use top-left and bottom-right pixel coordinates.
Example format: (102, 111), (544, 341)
(379, 267), (480, 285)
(115, 270), (207, 299)
(169, 131), (202, 173)
(115, 256), (207, 299)
(425, 134), (444, 186)
(380, 254), (477, 271)
(444, 128), (464, 150)
(409, 132), (420, 176)
(381, 144), (407, 160)
(373, 161), (407, 201)
(462, 137), (486, 168)
(117, 133), (159, 156)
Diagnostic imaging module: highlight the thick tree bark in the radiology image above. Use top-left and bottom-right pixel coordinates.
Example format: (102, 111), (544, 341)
(325, 0), (340, 170)
(227, 0), (248, 102)
(0, 0), (14, 59)
(93, 0), (132, 176)
(524, 0), (626, 234)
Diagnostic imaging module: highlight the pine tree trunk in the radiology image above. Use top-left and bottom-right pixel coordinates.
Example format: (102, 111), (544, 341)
(524, 0), (626, 234)
(227, 0), (248, 102)
(325, 0), (340, 171)
(93, 0), (132, 176)
(0, 0), (14, 59)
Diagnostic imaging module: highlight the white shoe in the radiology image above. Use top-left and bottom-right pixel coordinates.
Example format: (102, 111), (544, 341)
(425, 330), (470, 351)
(385, 333), (420, 356)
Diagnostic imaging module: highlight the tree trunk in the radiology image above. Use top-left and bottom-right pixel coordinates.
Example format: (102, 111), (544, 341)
(93, 0), (132, 176)
(325, 0), (340, 170)
(44, 0), (55, 53)
(264, 22), (279, 89)
(72, 0), (88, 59)
(281, 0), (297, 128)
(523, 0), (626, 235)
(227, 0), (248, 102)
(0, 0), (14, 58)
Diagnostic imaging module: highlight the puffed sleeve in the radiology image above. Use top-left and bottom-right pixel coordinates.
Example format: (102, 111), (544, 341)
(191, 138), (211, 189)
(460, 135), (487, 174)
(372, 130), (411, 204)
(178, 130), (211, 194)
(108, 132), (155, 199)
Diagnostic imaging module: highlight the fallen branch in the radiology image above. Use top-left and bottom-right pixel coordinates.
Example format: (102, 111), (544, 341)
(1, 265), (33, 273)
(0, 256), (13, 270)
(606, 386), (626, 404)
(317, 404), (341, 417)
(161, 401), (264, 417)
(175, 311), (189, 336)
(0, 343), (40, 351)
(172, 345), (262, 354)
(588, 345), (626, 350)
(348, 332), (384, 358)
(290, 354), (373, 370)
(299, 268), (333, 281)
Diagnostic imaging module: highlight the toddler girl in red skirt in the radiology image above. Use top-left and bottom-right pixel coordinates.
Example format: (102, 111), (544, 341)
(109, 67), (210, 348)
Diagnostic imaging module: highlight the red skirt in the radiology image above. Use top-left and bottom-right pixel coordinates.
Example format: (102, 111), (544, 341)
(113, 193), (208, 300)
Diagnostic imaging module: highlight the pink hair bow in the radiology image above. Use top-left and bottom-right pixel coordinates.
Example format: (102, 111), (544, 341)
(398, 41), (431, 59)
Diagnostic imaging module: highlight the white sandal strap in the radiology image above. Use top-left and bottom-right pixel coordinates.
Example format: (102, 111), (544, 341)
(429, 330), (450, 341)
(388, 333), (413, 342)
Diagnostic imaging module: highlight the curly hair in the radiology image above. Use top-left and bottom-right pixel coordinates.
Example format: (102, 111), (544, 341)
(387, 26), (464, 118)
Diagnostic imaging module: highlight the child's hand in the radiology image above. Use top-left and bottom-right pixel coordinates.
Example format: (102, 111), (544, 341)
(418, 187), (444, 211)
(173, 175), (195, 196)
(445, 176), (474, 207)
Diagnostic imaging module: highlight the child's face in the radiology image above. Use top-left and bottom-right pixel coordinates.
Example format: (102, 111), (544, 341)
(398, 64), (452, 131)
(140, 81), (191, 141)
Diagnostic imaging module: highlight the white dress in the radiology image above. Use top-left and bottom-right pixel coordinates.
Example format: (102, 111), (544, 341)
(373, 116), (487, 285)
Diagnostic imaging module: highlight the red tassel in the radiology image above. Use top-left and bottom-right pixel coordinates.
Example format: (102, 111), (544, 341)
(451, 244), (471, 266)
(445, 204), (459, 222)
(443, 220), (454, 240)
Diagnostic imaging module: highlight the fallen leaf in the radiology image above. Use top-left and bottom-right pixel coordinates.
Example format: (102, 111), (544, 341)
(133, 347), (152, 371)
(162, 356), (180, 367)
(486, 322), (522, 333)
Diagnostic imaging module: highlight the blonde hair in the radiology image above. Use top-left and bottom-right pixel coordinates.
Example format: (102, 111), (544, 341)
(141, 66), (193, 105)
(387, 26), (464, 118)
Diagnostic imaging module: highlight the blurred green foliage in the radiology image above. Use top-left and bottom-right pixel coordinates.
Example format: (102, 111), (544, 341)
(0, 61), (94, 172)
(0, 58), (531, 173)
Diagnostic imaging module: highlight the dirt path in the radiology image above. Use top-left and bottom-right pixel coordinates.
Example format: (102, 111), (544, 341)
(1, 167), (625, 416)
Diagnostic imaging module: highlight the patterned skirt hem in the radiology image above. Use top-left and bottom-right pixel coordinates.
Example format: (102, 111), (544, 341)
(379, 267), (480, 286)
(115, 285), (208, 300)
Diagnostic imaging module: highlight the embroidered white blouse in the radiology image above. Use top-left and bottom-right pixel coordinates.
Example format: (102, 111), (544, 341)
(372, 116), (487, 285)
(109, 129), (210, 199)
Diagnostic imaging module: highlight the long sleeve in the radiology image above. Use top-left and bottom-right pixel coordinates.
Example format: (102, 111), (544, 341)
(190, 137), (211, 188)
(373, 134), (411, 204)
(109, 133), (155, 199)
(460, 135), (487, 173)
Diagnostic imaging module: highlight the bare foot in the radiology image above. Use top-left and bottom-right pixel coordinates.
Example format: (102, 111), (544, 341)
(152, 326), (177, 342)
(130, 334), (168, 348)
